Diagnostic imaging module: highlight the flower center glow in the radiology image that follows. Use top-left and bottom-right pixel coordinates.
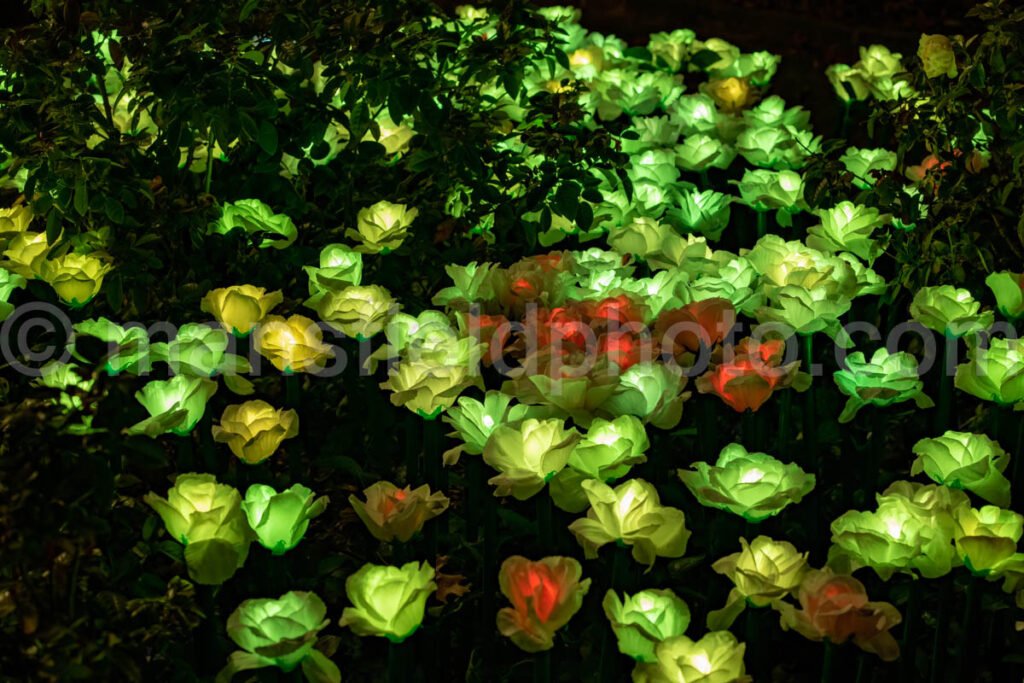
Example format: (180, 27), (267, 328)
(740, 468), (764, 484)
(482, 415), (495, 428)
(692, 653), (713, 674)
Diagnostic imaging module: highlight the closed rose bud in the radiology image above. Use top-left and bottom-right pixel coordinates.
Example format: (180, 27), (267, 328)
(985, 271), (1024, 320)
(497, 555), (590, 652)
(348, 481), (449, 542)
(242, 483), (328, 555)
(346, 200), (418, 254)
(40, 252), (113, 308)
(339, 561), (436, 642)
(201, 284), (283, 337)
(212, 400), (299, 464)
(127, 375), (218, 437)
(253, 314), (334, 374)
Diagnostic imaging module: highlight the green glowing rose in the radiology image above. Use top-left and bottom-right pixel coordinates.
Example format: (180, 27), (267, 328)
(210, 199), (298, 250)
(648, 29), (696, 71)
(366, 310), (472, 371)
(985, 272), (1024, 320)
(306, 284), (395, 340)
(859, 44), (904, 79)
(550, 415), (650, 513)
(910, 285), (994, 338)
(806, 202), (891, 264)
(218, 591), (339, 683)
(242, 484), (328, 555)
(829, 485), (965, 579)
(666, 188), (731, 241)
(687, 256), (763, 316)
(736, 125), (805, 170)
(3, 230), (52, 278)
(674, 134), (728, 172)
(607, 217), (670, 261)
(151, 323), (250, 377)
(629, 149), (681, 185)
(602, 589), (691, 663)
(733, 169), (804, 221)
(839, 147), (897, 189)
(671, 94), (719, 137)
(126, 375), (218, 437)
(833, 348), (933, 423)
(954, 337), (1024, 407)
(634, 631), (748, 683)
(912, 432), (1011, 507)
(431, 262), (496, 310)
(568, 478), (690, 567)
(756, 284), (852, 341)
(201, 284), (283, 337)
(954, 505), (1023, 576)
(346, 200), (418, 254)
(619, 116), (684, 155)
(603, 361), (690, 429)
(742, 96), (810, 130)
(339, 561), (436, 642)
(304, 243), (363, 294)
(381, 359), (481, 419)
(73, 317), (152, 375)
(144, 473), (252, 585)
(482, 418), (580, 500)
(442, 391), (526, 464)
(715, 50), (781, 87)
(678, 443), (815, 522)
(707, 536), (808, 630)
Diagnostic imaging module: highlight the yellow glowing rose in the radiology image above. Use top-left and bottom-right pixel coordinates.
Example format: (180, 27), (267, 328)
(348, 481), (450, 542)
(211, 400), (299, 465)
(40, 253), (113, 308)
(569, 478), (691, 567)
(201, 285), (283, 336)
(707, 536), (808, 629)
(702, 77), (754, 114)
(0, 204), (32, 238)
(482, 418), (581, 500)
(918, 34), (957, 79)
(3, 231), (54, 278)
(253, 314), (334, 374)
(306, 284), (395, 340)
(381, 359), (481, 419)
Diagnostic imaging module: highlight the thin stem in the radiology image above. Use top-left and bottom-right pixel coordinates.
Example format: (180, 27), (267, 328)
(955, 579), (981, 681)
(930, 578), (952, 683)
(536, 492), (553, 549)
(900, 580), (921, 681)
(599, 547), (630, 683)
(839, 102), (851, 140)
(388, 640), (405, 683)
(802, 334), (818, 459)
(535, 651), (551, 683)
(820, 639), (835, 683)
(756, 210), (768, 239)
(699, 169), (710, 189)
(204, 126), (216, 194)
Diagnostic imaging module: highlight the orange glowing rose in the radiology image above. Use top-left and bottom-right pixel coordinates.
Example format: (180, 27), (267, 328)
(496, 555), (591, 652)
(776, 569), (902, 661)
(654, 297), (737, 359)
(582, 295), (649, 328)
(348, 481), (450, 543)
(696, 337), (807, 412)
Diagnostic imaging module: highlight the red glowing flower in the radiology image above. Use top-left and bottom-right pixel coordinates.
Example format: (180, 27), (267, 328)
(655, 297), (737, 357)
(777, 569), (902, 661)
(496, 555), (591, 652)
(695, 337), (804, 412)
